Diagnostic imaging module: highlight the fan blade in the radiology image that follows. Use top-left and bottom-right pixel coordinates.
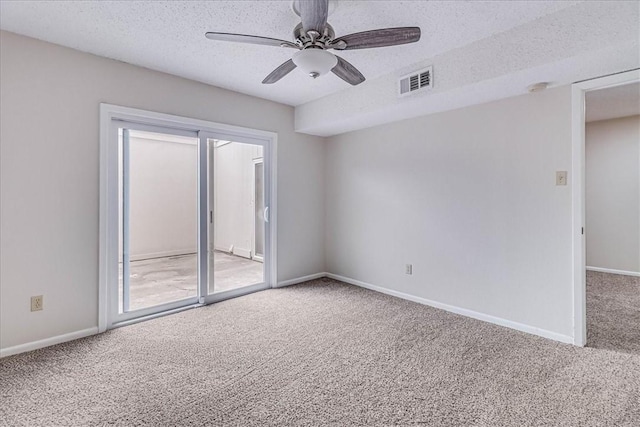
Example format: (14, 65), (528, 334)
(262, 59), (297, 84)
(205, 32), (299, 49)
(331, 27), (421, 50)
(298, 0), (329, 33)
(331, 55), (365, 86)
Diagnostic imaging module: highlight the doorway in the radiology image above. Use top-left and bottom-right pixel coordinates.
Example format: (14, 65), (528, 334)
(572, 70), (640, 351)
(583, 81), (640, 353)
(99, 105), (277, 330)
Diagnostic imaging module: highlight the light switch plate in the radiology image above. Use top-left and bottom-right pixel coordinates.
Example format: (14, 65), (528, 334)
(556, 171), (567, 186)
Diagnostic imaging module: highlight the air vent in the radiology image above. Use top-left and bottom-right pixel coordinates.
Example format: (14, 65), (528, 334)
(398, 66), (433, 97)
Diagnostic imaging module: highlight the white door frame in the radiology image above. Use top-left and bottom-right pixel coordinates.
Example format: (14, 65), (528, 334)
(252, 157), (265, 263)
(570, 69), (639, 346)
(99, 103), (278, 332)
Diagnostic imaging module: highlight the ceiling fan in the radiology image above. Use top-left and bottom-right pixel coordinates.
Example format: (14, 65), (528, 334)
(205, 0), (421, 86)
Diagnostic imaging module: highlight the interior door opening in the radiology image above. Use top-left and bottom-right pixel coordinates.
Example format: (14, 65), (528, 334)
(570, 69), (640, 348)
(583, 81), (640, 352)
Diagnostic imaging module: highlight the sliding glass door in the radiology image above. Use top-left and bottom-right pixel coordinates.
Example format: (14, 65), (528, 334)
(114, 123), (201, 323)
(108, 120), (271, 326)
(202, 135), (270, 303)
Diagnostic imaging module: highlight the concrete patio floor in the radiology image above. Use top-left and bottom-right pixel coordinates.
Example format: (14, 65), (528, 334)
(119, 251), (263, 312)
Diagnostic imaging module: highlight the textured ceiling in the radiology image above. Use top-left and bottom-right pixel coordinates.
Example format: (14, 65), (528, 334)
(0, 0), (580, 107)
(296, 1), (640, 135)
(586, 82), (640, 123)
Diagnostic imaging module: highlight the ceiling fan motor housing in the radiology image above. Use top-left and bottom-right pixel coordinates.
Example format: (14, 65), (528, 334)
(293, 23), (335, 49)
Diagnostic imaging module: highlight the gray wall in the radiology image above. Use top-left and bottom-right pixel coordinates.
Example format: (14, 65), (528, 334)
(0, 31), (325, 350)
(586, 116), (640, 273)
(325, 87), (574, 339)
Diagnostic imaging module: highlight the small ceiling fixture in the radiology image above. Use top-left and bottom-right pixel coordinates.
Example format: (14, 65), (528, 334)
(528, 82), (549, 93)
(205, 0), (421, 86)
(292, 49), (338, 78)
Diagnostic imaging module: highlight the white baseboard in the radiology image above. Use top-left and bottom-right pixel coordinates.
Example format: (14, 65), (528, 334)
(586, 266), (640, 277)
(275, 272), (328, 288)
(0, 327), (99, 358)
(130, 250), (196, 262)
(325, 273), (574, 345)
(214, 246), (252, 259)
(233, 247), (252, 259)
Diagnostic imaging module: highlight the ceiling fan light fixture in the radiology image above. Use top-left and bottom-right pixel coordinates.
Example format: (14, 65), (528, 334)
(292, 49), (338, 78)
(205, 0), (421, 85)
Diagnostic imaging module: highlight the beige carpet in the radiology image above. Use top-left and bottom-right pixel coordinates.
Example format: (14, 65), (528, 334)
(1, 273), (639, 426)
(587, 271), (640, 355)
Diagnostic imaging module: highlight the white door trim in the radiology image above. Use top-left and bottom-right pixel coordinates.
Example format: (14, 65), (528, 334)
(252, 157), (265, 263)
(570, 69), (640, 346)
(99, 104), (278, 333)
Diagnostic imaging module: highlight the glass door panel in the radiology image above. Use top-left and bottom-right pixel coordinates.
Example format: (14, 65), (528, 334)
(118, 128), (199, 314)
(207, 139), (265, 294)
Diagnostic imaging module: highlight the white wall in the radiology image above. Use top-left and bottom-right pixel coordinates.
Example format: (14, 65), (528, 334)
(325, 87), (574, 339)
(213, 142), (262, 257)
(127, 134), (198, 260)
(586, 116), (640, 273)
(0, 31), (325, 351)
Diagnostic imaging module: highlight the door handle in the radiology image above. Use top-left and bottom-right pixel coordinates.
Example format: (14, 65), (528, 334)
(264, 206), (269, 223)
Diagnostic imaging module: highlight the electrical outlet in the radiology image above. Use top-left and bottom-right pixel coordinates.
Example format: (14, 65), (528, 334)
(405, 264), (413, 275)
(31, 295), (43, 312)
(556, 171), (567, 186)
